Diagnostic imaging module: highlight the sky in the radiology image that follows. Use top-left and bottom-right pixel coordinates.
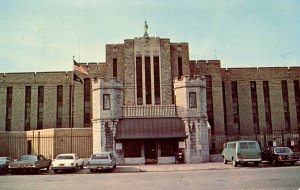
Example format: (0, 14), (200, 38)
(0, 0), (299, 73)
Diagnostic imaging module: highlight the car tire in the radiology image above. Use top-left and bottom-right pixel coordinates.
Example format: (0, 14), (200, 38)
(232, 159), (237, 167)
(223, 158), (227, 164)
(271, 160), (277, 167)
(253, 162), (259, 167)
(74, 165), (78, 172)
(53, 170), (58, 174)
(36, 169), (41, 174)
(80, 164), (83, 169)
(290, 161), (296, 166)
(90, 169), (95, 173)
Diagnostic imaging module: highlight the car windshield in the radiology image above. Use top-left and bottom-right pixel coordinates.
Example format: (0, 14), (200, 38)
(17, 155), (37, 161)
(0, 157), (7, 163)
(274, 147), (292, 154)
(91, 154), (109, 159)
(56, 155), (74, 159)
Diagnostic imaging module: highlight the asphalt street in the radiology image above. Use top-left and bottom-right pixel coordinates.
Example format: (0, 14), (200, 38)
(1, 162), (300, 190)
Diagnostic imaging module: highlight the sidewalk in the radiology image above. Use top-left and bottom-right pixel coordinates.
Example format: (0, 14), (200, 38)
(114, 161), (300, 173)
(115, 162), (238, 173)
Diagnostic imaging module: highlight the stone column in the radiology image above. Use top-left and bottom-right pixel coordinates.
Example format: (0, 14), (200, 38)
(92, 119), (101, 154)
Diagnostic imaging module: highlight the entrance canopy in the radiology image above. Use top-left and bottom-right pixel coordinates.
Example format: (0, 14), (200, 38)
(115, 118), (187, 139)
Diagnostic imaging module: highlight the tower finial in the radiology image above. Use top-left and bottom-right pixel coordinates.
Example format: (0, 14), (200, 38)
(144, 20), (149, 37)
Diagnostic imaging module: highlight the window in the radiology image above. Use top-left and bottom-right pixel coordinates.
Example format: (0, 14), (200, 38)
(178, 57), (183, 78)
(84, 79), (91, 127)
(69, 85), (74, 128)
(281, 80), (291, 130)
(160, 139), (178, 157)
(24, 86), (31, 131)
(37, 86), (44, 129)
(231, 81), (240, 135)
(113, 58), (117, 78)
(248, 142), (257, 149)
(56, 85), (63, 128)
(189, 92), (197, 108)
(123, 140), (141, 157)
(5, 87), (13, 131)
(250, 81), (260, 134)
(103, 94), (111, 110)
(136, 57), (143, 105)
(206, 75), (214, 134)
(294, 80), (300, 127)
(263, 81), (272, 133)
(222, 81), (228, 135)
(154, 56), (160, 105)
(240, 142), (248, 149)
(145, 56), (152, 105)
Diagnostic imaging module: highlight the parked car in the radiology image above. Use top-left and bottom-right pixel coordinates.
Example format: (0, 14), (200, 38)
(87, 152), (117, 172)
(51, 153), (84, 173)
(261, 146), (299, 166)
(8, 154), (51, 174)
(222, 140), (262, 167)
(0, 157), (14, 175)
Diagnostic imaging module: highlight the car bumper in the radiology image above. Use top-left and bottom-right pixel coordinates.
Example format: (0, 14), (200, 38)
(8, 166), (39, 172)
(51, 166), (76, 170)
(277, 159), (299, 163)
(237, 159), (262, 162)
(88, 165), (114, 170)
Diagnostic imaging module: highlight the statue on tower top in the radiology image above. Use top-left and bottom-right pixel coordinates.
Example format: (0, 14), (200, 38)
(144, 20), (149, 38)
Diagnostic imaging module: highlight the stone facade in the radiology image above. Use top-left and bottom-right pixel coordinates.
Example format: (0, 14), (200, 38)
(0, 32), (299, 163)
(174, 75), (209, 163)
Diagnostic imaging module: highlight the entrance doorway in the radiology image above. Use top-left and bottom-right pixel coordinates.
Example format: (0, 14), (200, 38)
(144, 140), (157, 164)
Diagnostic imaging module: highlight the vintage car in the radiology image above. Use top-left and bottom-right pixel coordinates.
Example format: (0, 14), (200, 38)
(8, 154), (51, 174)
(51, 153), (84, 173)
(0, 157), (14, 175)
(261, 146), (299, 166)
(87, 152), (117, 172)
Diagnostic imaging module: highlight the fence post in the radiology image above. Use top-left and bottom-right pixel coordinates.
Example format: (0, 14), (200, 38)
(70, 128), (73, 153)
(38, 131), (40, 155)
(281, 130), (285, 146)
(263, 129), (267, 147)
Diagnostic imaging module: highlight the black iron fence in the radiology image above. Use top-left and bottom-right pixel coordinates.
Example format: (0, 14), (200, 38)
(0, 133), (92, 159)
(210, 129), (300, 154)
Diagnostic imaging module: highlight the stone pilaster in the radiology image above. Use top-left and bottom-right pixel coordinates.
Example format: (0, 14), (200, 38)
(174, 75), (209, 163)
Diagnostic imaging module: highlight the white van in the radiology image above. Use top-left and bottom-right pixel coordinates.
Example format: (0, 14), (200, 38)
(222, 140), (262, 167)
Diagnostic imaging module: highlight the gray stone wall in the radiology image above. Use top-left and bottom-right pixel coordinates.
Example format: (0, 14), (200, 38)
(0, 72), (77, 131)
(123, 39), (135, 105)
(91, 78), (123, 153)
(160, 39), (173, 104)
(174, 75), (209, 163)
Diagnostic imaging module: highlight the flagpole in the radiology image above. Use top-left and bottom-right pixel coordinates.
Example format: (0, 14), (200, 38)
(70, 56), (75, 153)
